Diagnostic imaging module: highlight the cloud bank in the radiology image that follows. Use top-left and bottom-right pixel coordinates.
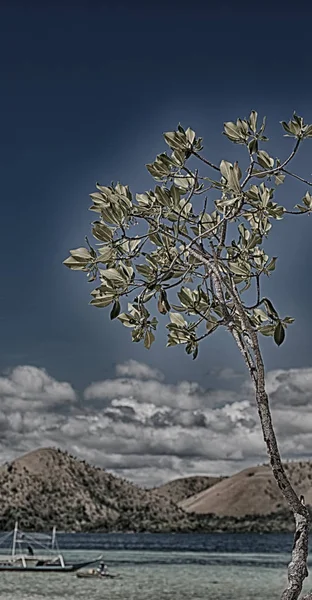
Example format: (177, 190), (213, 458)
(0, 363), (311, 486)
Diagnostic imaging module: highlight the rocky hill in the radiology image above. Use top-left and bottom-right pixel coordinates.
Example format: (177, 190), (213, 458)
(0, 448), (193, 532)
(0, 448), (311, 533)
(180, 462), (312, 516)
(152, 475), (224, 504)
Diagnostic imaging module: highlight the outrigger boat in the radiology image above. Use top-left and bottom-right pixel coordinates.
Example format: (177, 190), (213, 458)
(0, 522), (102, 572)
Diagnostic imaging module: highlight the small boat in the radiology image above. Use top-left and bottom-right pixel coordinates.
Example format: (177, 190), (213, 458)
(76, 568), (120, 579)
(0, 522), (102, 572)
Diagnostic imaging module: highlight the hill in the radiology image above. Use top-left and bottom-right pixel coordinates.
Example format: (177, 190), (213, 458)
(152, 475), (224, 504)
(0, 448), (193, 532)
(180, 462), (312, 516)
(0, 448), (311, 533)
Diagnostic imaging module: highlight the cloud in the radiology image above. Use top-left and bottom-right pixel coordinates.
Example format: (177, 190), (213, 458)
(115, 359), (164, 381)
(0, 361), (312, 486)
(84, 375), (240, 411)
(0, 366), (76, 412)
(266, 368), (312, 408)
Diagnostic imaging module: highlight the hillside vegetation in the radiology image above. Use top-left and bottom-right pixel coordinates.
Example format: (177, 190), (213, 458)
(0, 448), (311, 533)
(0, 448), (191, 532)
(152, 475), (224, 504)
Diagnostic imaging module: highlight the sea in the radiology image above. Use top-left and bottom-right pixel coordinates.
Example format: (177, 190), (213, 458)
(1, 532), (312, 600)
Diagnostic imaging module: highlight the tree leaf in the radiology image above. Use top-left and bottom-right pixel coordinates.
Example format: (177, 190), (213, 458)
(228, 262), (250, 276)
(274, 322), (285, 346)
(185, 127), (196, 145)
(97, 247), (114, 264)
(157, 290), (171, 314)
(257, 150), (274, 169)
(63, 247), (93, 270)
(283, 316), (295, 324)
(249, 110), (258, 133)
(70, 247), (92, 260)
(253, 308), (269, 322)
(144, 330), (155, 349)
(258, 325), (275, 336)
(263, 298), (279, 320)
(275, 172), (285, 186)
(192, 345), (199, 360)
(110, 300), (121, 320)
(265, 257), (277, 272)
(90, 294), (115, 308)
(117, 313), (137, 328)
(169, 312), (187, 327)
(178, 287), (195, 308)
(92, 222), (114, 242)
(248, 139), (258, 154)
(63, 256), (88, 270)
(223, 122), (242, 142)
(101, 269), (127, 286)
(220, 160), (232, 182)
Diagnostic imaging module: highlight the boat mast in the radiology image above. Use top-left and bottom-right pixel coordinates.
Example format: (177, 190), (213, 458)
(51, 526), (56, 550)
(12, 522), (18, 557)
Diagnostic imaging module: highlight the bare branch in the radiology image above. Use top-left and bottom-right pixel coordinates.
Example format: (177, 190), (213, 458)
(192, 150), (220, 172)
(243, 138), (301, 187)
(282, 168), (312, 187)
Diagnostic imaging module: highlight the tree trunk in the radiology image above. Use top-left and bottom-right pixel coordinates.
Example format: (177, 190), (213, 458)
(253, 384), (310, 600)
(189, 246), (311, 599)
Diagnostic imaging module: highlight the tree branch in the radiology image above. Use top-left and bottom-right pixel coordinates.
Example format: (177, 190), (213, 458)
(282, 168), (312, 187)
(242, 138), (301, 187)
(192, 150), (220, 172)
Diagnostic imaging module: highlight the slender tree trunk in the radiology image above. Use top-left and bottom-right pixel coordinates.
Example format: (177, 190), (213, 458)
(190, 246), (311, 599)
(251, 349), (310, 600)
(248, 332), (310, 600)
(230, 278), (311, 600)
(254, 385), (310, 600)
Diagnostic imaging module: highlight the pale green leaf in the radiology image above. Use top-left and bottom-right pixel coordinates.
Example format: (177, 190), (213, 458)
(249, 110), (258, 133)
(101, 268), (127, 285)
(118, 313), (137, 328)
(90, 294), (115, 308)
(169, 312), (187, 327)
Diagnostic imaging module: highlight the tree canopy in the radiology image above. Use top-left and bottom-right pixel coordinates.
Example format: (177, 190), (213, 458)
(64, 111), (312, 359)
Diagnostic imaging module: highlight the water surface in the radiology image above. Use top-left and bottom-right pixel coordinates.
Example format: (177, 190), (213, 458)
(0, 533), (311, 600)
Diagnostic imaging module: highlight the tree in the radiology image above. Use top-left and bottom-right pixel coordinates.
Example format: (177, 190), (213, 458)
(64, 111), (312, 600)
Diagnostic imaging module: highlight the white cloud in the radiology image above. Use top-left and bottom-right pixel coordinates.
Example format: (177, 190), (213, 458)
(266, 367), (312, 407)
(84, 374), (239, 410)
(0, 361), (312, 487)
(0, 366), (76, 411)
(115, 359), (164, 381)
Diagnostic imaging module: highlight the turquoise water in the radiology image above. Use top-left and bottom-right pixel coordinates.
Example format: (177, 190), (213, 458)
(0, 549), (311, 600)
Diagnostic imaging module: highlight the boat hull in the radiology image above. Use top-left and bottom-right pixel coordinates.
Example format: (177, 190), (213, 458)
(0, 524), (103, 573)
(0, 560), (101, 572)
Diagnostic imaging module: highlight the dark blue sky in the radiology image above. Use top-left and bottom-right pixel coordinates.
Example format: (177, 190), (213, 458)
(1, 2), (312, 392)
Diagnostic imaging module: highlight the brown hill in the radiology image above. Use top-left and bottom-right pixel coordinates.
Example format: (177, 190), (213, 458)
(0, 447), (193, 532)
(1, 448), (312, 532)
(152, 475), (224, 504)
(180, 461), (312, 517)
